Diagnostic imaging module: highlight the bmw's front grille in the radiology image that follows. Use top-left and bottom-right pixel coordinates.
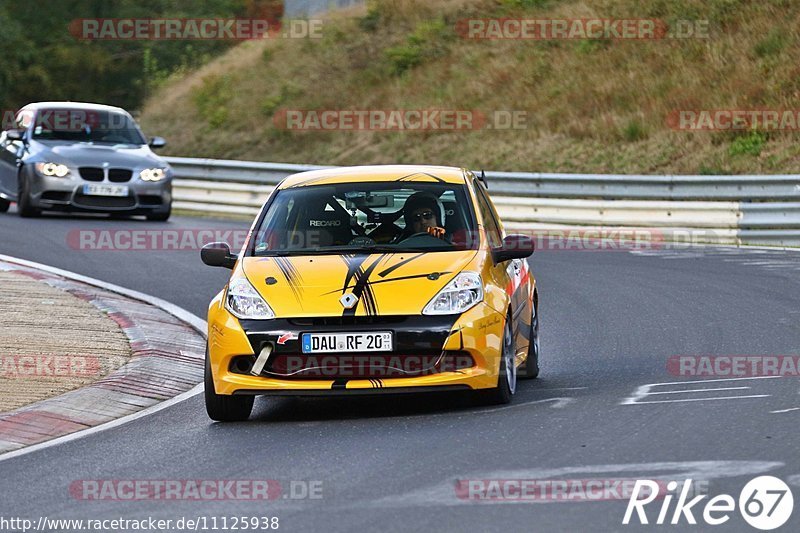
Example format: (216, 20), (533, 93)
(73, 193), (136, 208)
(79, 167), (104, 181)
(108, 169), (133, 182)
(78, 167), (133, 182)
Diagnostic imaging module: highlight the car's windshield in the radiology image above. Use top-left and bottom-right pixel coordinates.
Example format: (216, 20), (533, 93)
(31, 108), (146, 145)
(251, 181), (477, 256)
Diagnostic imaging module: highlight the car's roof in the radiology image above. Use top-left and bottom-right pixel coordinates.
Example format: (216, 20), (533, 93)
(20, 101), (130, 114)
(278, 165), (470, 189)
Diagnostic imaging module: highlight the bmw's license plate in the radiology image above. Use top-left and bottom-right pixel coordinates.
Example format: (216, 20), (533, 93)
(82, 184), (129, 197)
(301, 332), (393, 353)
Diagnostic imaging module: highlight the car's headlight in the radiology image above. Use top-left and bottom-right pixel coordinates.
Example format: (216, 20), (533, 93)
(423, 271), (483, 315)
(140, 168), (167, 182)
(225, 277), (275, 320)
(34, 162), (70, 178)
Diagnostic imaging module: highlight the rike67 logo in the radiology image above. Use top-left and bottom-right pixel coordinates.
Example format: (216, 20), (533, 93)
(623, 476), (793, 530)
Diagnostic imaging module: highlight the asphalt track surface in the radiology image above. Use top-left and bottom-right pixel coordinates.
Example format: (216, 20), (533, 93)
(0, 208), (799, 532)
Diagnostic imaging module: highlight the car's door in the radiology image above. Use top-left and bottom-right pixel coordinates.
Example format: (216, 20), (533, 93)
(473, 179), (532, 359)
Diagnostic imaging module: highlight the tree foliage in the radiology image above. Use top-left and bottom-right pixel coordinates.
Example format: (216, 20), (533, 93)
(0, 0), (282, 113)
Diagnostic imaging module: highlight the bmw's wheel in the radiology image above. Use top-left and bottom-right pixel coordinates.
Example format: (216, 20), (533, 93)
(481, 315), (516, 405)
(0, 197), (9, 213)
(519, 301), (540, 379)
(205, 348), (254, 422)
(17, 173), (40, 218)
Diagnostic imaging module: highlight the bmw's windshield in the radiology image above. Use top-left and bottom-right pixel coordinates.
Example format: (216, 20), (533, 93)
(251, 182), (478, 256)
(30, 108), (146, 145)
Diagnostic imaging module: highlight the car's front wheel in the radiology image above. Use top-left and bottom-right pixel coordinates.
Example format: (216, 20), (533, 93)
(481, 315), (516, 405)
(0, 197), (9, 213)
(17, 173), (40, 218)
(205, 349), (254, 422)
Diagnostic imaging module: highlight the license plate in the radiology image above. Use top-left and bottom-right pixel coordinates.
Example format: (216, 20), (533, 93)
(301, 331), (393, 353)
(82, 184), (129, 197)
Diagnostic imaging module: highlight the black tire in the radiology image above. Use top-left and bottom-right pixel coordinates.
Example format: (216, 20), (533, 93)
(480, 315), (516, 405)
(17, 173), (40, 218)
(205, 348), (254, 422)
(0, 197), (9, 213)
(146, 205), (171, 222)
(519, 299), (540, 379)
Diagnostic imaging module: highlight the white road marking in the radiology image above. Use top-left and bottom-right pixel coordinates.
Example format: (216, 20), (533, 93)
(0, 254), (207, 463)
(645, 386), (749, 395)
(770, 407), (800, 414)
(535, 387), (588, 391)
(620, 376), (782, 405)
(629, 395), (770, 405)
(478, 397), (575, 414)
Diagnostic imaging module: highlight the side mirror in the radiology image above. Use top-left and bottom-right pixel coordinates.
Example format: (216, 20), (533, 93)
(201, 242), (238, 269)
(492, 234), (535, 263)
(149, 136), (166, 149)
(5, 129), (24, 142)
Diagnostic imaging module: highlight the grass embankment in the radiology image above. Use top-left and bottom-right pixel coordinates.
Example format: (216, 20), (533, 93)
(140, 0), (800, 174)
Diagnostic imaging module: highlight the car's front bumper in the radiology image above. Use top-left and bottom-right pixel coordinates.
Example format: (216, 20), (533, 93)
(207, 292), (506, 395)
(27, 169), (171, 214)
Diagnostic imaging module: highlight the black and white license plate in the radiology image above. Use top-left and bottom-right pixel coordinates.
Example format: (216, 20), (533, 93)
(82, 184), (129, 197)
(301, 331), (393, 353)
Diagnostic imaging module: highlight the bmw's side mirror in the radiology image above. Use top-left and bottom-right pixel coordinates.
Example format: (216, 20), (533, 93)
(201, 242), (238, 269)
(149, 136), (166, 149)
(492, 234), (535, 264)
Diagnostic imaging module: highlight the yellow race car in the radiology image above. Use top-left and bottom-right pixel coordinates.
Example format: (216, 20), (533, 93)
(201, 165), (539, 421)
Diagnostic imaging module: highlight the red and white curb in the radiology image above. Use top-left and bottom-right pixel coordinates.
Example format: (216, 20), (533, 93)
(0, 255), (207, 458)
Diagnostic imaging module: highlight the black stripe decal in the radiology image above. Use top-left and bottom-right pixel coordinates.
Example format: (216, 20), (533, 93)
(340, 254), (385, 316)
(332, 379), (348, 390)
(274, 257), (303, 302)
(395, 172), (446, 183)
(377, 253), (425, 278)
(320, 271), (451, 296)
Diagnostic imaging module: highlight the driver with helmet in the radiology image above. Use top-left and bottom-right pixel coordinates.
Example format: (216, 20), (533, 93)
(392, 191), (448, 242)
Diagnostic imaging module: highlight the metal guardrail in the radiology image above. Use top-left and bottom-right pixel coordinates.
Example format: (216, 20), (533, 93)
(165, 157), (800, 247)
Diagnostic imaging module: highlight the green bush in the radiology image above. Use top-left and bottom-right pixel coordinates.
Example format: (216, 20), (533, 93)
(192, 75), (233, 128)
(385, 18), (452, 75)
(622, 120), (647, 142)
(753, 30), (786, 58)
(729, 131), (766, 157)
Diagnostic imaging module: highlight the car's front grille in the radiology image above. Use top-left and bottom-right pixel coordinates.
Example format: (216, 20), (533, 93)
(108, 169), (132, 182)
(79, 167), (104, 181)
(72, 193), (136, 209)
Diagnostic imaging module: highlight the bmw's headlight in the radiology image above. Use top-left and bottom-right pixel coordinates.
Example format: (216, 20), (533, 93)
(140, 167), (167, 182)
(34, 162), (70, 178)
(423, 271), (483, 315)
(225, 277), (275, 320)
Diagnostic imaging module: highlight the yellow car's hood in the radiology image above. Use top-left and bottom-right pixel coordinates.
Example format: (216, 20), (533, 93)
(241, 251), (477, 317)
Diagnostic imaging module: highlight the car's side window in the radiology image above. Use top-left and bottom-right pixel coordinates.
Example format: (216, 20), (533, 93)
(472, 180), (503, 248)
